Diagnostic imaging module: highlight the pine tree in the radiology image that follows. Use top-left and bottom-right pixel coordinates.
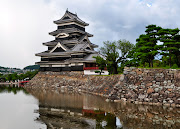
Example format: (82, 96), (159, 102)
(132, 25), (161, 67)
(158, 28), (180, 67)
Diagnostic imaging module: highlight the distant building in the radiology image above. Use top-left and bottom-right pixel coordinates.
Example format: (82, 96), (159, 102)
(36, 10), (108, 75)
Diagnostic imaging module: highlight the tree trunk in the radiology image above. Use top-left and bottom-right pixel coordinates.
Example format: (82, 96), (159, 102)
(113, 63), (118, 74)
(100, 69), (102, 75)
(143, 63), (145, 67)
(169, 55), (172, 67)
(169, 51), (172, 67)
(151, 60), (153, 68)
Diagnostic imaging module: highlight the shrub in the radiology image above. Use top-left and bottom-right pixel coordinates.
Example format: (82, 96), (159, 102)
(171, 64), (178, 69)
(94, 70), (100, 73)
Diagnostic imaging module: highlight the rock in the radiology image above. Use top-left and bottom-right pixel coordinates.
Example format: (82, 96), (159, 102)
(154, 88), (159, 92)
(70, 112), (74, 116)
(51, 108), (60, 112)
(147, 88), (154, 94)
(167, 89), (172, 91)
(134, 101), (139, 104)
(135, 82), (141, 86)
(147, 113), (154, 118)
(163, 100), (167, 104)
(163, 81), (167, 84)
(114, 100), (121, 102)
(156, 77), (164, 82)
(164, 103), (171, 106)
(152, 93), (159, 99)
(105, 99), (110, 102)
(174, 98), (180, 104)
(171, 103), (176, 107)
(168, 93), (175, 98)
(121, 98), (127, 101)
(156, 82), (160, 85)
(120, 75), (124, 81)
(169, 100), (174, 103)
(77, 113), (83, 116)
(146, 83), (153, 87)
(138, 94), (146, 99)
(136, 70), (142, 74)
(144, 98), (149, 102)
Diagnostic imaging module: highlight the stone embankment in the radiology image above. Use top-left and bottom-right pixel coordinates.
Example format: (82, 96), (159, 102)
(25, 67), (180, 107)
(109, 67), (180, 107)
(26, 71), (121, 97)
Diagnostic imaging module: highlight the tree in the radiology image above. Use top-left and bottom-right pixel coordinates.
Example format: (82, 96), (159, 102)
(6, 74), (13, 81)
(100, 41), (119, 74)
(130, 25), (161, 67)
(117, 39), (135, 64)
(127, 24), (180, 68)
(11, 73), (18, 81)
(172, 34), (180, 67)
(125, 46), (140, 67)
(145, 24), (162, 67)
(99, 40), (134, 74)
(158, 28), (180, 67)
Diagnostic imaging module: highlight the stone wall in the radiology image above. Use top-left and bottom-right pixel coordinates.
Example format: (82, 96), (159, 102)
(109, 67), (180, 107)
(26, 67), (180, 107)
(26, 71), (121, 97)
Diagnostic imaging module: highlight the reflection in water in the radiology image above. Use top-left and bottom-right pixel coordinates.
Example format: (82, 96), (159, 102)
(0, 85), (46, 129)
(27, 88), (180, 129)
(0, 85), (28, 94)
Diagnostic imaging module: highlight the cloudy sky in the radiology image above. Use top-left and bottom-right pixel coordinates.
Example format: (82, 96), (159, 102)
(0, 0), (180, 68)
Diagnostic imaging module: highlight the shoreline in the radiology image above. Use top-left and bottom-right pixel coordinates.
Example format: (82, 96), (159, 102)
(78, 89), (180, 108)
(25, 67), (180, 108)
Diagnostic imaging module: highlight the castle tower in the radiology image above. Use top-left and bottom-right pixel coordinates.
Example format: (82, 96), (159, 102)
(36, 10), (102, 73)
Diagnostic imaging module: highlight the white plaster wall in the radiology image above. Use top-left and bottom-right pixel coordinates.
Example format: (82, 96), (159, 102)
(84, 70), (109, 75)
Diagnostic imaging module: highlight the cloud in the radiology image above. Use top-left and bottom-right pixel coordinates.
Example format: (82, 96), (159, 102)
(0, 0), (57, 68)
(0, 0), (180, 68)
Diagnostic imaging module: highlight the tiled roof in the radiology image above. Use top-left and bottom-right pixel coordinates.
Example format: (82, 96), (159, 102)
(49, 28), (93, 37)
(43, 34), (96, 47)
(54, 10), (89, 26)
(71, 43), (87, 51)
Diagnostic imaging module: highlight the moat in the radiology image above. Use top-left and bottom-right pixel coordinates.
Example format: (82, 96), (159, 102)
(0, 85), (179, 129)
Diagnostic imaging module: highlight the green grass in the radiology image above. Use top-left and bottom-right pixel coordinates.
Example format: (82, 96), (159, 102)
(136, 66), (180, 69)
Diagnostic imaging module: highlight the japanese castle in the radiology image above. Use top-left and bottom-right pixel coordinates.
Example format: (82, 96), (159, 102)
(36, 10), (108, 75)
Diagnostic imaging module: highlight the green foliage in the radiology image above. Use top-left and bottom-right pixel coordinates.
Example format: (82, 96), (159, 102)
(128, 25), (161, 67)
(171, 64), (178, 69)
(100, 41), (119, 74)
(99, 40), (134, 74)
(0, 70), (38, 82)
(158, 28), (180, 67)
(117, 39), (135, 58)
(117, 66), (124, 74)
(94, 70), (100, 73)
(93, 56), (106, 75)
(0, 86), (28, 95)
(127, 24), (180, 69)
(23, 65), (40, 70)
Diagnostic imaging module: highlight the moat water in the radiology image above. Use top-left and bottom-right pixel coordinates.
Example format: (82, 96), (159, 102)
(0, 85), (179, 129)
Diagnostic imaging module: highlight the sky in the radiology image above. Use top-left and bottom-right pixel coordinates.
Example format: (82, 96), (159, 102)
(0, 0), (180, 68)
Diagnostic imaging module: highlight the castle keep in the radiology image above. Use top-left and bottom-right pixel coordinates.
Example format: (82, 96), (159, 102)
(36, 10), (102, 73)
